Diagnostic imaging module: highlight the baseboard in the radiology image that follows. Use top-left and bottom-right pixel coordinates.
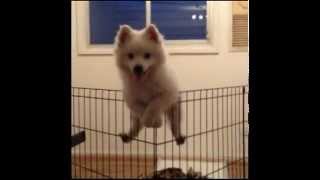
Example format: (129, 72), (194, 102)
(72, 154), (156, 178)
(72, 154), (247, 178)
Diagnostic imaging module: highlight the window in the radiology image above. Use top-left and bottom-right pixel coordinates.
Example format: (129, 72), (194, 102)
(75, 1), (218, 55)
(89, 1), (207, 44)
(151, 1), (207, 40)
(89, 1), (146, 44)
(231, 1), (248, 51)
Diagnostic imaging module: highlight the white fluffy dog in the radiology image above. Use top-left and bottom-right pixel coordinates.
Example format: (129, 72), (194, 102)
(114, 24), (185, 145)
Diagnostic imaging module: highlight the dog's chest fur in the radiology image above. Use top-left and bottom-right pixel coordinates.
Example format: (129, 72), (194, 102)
(125, 79), (163, 106)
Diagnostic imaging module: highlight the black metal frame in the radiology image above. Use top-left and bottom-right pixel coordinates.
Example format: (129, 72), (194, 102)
(72, 131), (86, 148)
(71, 85), (248, 179)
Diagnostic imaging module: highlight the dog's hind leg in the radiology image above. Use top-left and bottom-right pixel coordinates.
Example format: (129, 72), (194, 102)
(119, 114), (143, 143)
(166, 102), (186, 145)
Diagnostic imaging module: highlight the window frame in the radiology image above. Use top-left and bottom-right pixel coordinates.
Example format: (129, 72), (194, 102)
(75, 1), (219, 55)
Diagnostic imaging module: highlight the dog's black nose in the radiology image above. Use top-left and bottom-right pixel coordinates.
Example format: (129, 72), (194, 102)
(133, 65), (143, 76)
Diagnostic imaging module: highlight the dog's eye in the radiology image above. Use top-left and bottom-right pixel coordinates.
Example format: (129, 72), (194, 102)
(144, 53), (151, 60)
(128, 53), (134, 60)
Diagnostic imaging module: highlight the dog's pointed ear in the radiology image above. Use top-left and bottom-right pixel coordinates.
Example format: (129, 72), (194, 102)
(116, 25), (132, 45)
(145, 24), (161, 43)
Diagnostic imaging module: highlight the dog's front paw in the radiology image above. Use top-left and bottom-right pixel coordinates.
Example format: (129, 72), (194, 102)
(152, 118), (162, 128)
(175, 135), (186, 145)
(119, 133), (133, 143)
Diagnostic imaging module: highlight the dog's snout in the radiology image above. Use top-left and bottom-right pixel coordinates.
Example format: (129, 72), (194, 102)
(133, 65), (143, 75)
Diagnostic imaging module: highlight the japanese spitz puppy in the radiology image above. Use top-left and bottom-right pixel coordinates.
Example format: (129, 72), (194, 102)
(114, 24), (185, 145)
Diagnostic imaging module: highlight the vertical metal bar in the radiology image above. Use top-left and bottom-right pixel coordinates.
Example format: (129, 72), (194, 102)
(222, 88), (225, 177)
(72, 88), (74, 177)
(108, 91), (111, 177)
(212, 89), (214, 176)
(206, 90), (208, 175)
(186, 92), (189, 171)
(129, 112), (132, 178)
(137, 134), (140, 176)
(233, 87), (236, 177)
(171, 108), (174, 169)
(95, 90), (98, 178)
(115, 92), (118, 178)
(236, 87), (239, 177)
(77, 89), (81, 177)
(193, 91), (196, 169)
(153, 128), (158, 177)
(79, 90), (82, 178)
(101, 90), (105, 177)
(178, 99), (181, 170)
(242, 86), (246, 178)
(82, 89), (85, 177)
(226, 88), (229, 175)
(145, 128), (147, 176)
(137, 130), (140, 178)
(122, 96), (125, 178)
(89, 90), (92, 178)
(76, 89), (81, 177)
(235, 88), (238, 176)
(235, 87), (238, 178)
(200, 90), (202, 172)
(236, 87), (239, 178)
(216, 88), (220, 175)
(164, 111), (167, 170)
(238, 87), (241, 178)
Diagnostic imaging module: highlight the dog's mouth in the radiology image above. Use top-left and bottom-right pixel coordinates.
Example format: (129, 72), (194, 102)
(133, 69), (150, 82)
(133, 72), (144, 80)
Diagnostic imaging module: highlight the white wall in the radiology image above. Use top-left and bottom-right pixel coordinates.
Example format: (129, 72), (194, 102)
(72, 1), (248, 90)
(71, 1), (248, 160)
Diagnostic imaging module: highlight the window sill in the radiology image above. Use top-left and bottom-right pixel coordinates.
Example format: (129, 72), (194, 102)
(167, 43), (218, 55)
(77, 41), (218, 56)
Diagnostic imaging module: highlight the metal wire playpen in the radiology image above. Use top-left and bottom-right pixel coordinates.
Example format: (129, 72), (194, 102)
(71, 85), (249, 179)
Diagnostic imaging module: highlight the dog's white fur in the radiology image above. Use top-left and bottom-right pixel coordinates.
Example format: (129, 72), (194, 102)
(114, 24), (185, 145)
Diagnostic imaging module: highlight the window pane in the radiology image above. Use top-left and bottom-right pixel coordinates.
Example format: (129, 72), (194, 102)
(89, 1), (146, 44)
(151, 1), (207, 40)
